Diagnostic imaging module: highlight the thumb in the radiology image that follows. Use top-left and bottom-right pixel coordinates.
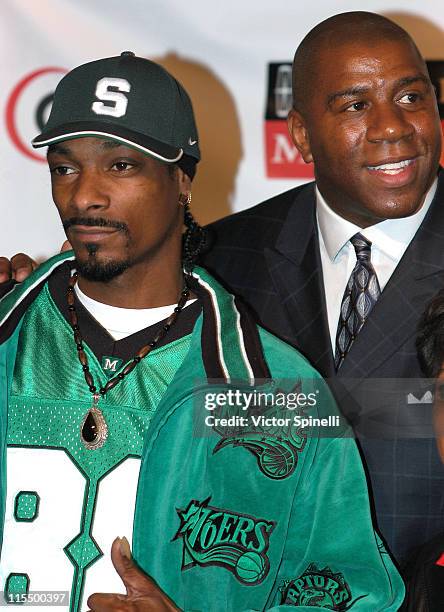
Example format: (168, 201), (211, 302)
(111, 536), (154, 597)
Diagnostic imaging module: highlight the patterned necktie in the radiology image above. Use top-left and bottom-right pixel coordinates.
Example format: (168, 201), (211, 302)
(334, 233), (381, 370)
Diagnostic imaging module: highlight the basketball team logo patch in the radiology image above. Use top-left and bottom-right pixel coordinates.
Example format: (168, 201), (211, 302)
(212, 382), (307, 479)
(280, 563), (366, 609)
(173, 497), (275, 585)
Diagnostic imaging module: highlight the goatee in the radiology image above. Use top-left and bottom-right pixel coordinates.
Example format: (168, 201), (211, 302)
(76, 244), (131, 282)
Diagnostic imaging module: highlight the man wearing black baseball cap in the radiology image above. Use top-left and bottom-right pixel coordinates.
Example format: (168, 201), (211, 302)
(0, 53), (403, 611)
(32, 51), (200, 179)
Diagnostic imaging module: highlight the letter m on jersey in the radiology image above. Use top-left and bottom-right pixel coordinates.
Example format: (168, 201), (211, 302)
(101, 356), (123, 376)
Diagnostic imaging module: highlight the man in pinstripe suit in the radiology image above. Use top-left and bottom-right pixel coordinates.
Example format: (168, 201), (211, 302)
(202, 12), (444, 570)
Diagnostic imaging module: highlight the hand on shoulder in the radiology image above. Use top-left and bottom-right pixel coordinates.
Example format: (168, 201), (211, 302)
(0, 241), (71, 284)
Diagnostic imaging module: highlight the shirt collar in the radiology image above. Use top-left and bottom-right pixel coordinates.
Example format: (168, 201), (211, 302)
(316, 178), (438, 262)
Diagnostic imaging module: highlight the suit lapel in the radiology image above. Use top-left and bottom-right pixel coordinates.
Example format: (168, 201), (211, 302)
(264, 184), (334, 376)
(263, 173), (444, 385)
(338, 172), (444, 384)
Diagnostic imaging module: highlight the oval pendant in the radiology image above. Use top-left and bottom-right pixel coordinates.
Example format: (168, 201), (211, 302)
(80, 406), (108, 450)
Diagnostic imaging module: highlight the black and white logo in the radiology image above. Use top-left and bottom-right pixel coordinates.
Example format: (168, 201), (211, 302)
(91, 77), (131, 118)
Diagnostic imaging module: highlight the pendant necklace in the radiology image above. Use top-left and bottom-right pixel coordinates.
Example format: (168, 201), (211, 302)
(66, 271), (190, 450)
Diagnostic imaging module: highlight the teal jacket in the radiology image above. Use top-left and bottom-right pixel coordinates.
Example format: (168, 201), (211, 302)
(0, 253), (404, 611)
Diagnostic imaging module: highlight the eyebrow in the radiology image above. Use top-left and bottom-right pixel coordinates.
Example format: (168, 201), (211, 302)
(101, 139), (123, 149)
(394, 74), (430, 89)
(327, 74), (431, 107)
(327, 86), (370, 106)
(47, 143), (70, 156)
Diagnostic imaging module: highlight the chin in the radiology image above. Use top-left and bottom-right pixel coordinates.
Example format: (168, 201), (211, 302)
(377, 199), (422, 219)
(359, 190), (422, 221)
(73, 242), (132, 282)
(75, 254), (131, 282)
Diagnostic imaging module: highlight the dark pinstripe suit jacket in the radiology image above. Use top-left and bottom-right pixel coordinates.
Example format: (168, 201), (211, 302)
(202, 173), (444, 566)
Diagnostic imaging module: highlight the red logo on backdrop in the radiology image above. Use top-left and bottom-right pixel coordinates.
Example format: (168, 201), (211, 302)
(265, 60), (444, 178)
(264, 63), (314, 179)
(5, 67), (67, 162)
(265, 120), (314, 179)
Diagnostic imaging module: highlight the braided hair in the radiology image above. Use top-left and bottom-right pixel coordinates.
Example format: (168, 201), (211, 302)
(182, 200), (207, 273)
(166, 162), (206, 273)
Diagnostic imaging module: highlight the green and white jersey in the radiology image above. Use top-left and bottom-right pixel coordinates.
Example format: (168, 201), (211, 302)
(0, 266), (199, 612)
(0, 259), (406, 611)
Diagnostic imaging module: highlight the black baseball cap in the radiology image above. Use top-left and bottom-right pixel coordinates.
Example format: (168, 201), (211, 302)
(32, 51), (200, 178)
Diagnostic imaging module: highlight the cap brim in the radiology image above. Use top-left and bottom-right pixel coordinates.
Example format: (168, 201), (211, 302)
(32, 121), (183, 163)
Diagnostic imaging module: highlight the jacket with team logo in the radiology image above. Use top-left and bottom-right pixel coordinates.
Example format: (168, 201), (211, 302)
(0, 253), (404, 611)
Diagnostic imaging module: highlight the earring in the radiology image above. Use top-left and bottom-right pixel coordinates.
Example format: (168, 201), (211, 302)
(179, 193), (192, 207)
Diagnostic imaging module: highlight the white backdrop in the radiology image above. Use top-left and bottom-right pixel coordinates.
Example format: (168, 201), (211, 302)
(1, 0), (443, 258)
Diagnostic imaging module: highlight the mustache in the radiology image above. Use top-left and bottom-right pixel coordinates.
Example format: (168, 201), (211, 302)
(62, 216), (129, 233)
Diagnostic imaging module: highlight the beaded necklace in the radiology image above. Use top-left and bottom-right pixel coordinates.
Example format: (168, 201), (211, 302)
(66, 271), (190, 450)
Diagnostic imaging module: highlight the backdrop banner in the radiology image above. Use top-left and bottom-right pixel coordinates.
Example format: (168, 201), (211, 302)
(1, 0), (443, 258)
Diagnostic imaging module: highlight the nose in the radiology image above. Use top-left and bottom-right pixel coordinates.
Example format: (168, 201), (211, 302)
(69, 169), (110, 212)
(366, 103), (415, 143)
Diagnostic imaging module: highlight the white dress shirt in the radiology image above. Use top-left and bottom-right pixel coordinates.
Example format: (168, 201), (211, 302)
(316, 179), (438, 354)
